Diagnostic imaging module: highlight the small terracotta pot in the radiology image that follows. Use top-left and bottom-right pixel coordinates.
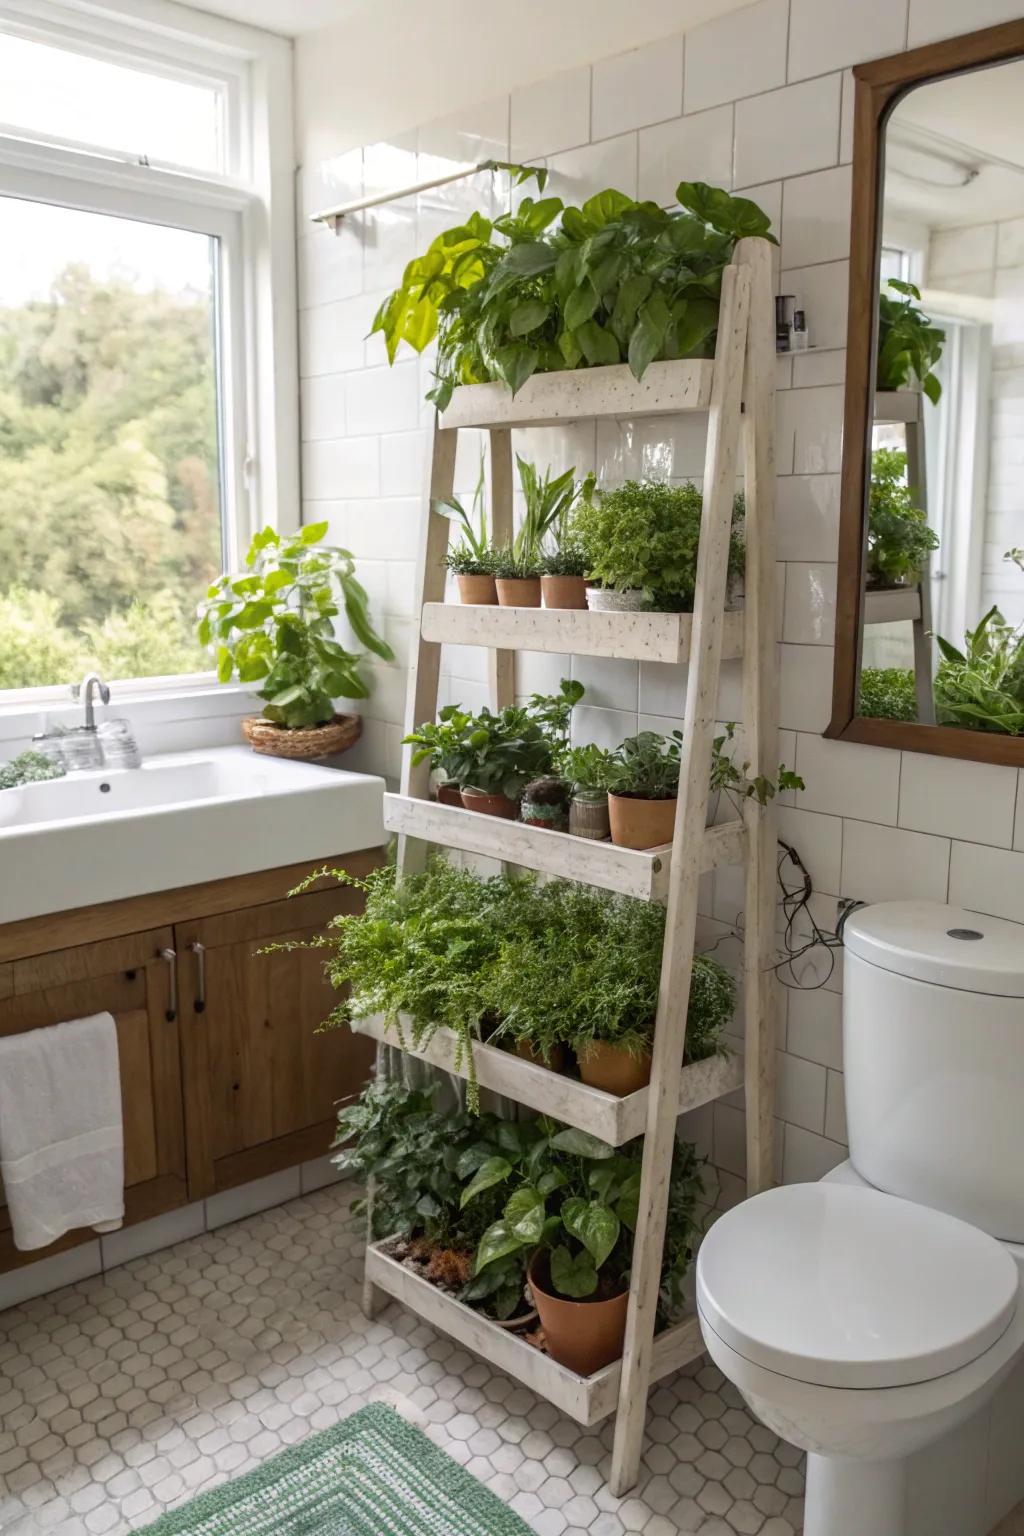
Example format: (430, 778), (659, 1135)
(457, 572), (498, 605)
(514, 1039), (567, 1073)
(496, 576), (542, 608)
(578, 1040), (653, 1096)
(570, 792), (610, 841)
(607, 792), (676, 850)
(461, 786), (519, 819)
(542, 574), (588, 610)
(436, 781), (463, 808)
(528, 1253), (629, 1376)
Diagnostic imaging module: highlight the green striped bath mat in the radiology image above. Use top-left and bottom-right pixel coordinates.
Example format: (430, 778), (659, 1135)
(137, 1402), (534, 1536)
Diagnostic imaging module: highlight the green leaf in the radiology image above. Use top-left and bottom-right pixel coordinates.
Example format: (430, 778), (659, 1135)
(574, 319), (619, 367)
(460, 1156), (513, 1208)
(474, 1220), (524, 1274)
(216, 646), (234, 684)
(922, 372), (942, 405)
(564, 279), (600, 331)
(493, 343), (538, 396)
(504, 1185), (546, 1243)
(549, 1244), (598, 1299)
(562, 1197), (620, 1268)
(580, 188), (636, 228)
(550, 1127), (615, 1160)
(509, 298), (551, 336)
(301, 520), (329, 545)
(627, 291), (671, 380)
(673, 297), (719, 358)
(557, 330), (583, 368)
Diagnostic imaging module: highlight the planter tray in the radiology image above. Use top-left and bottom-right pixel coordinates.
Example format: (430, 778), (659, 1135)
(873, 389), (920, 425)
(366, 1237), (704, 1426)
(353, 1012), (743, 1146)
(383, 793), (745, 902)
(419, 603), (744, 665)
(863, 586), (922, 624)
(443, 359), (715, 431)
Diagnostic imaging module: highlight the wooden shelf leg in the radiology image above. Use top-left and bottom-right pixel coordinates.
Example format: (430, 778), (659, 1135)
(488, 427), (516, 712)
(610, 262), (752, 1496)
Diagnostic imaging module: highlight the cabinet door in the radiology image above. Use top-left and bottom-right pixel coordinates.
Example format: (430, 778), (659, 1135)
(0, 928), (186, 1271)
(176, 882), (374, 1198)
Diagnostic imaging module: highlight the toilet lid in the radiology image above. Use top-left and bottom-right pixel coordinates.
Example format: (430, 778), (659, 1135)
(696, 1184), (1019, 1389)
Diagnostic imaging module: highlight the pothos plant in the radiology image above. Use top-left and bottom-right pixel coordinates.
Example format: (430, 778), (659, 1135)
(197, 524), (393, 729)
(372, 178), (776, 408)
(876, 279), (945, 402)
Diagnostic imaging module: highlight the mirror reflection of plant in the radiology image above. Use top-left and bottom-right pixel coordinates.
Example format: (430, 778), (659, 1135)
(197, 523), (394, 729)
(372, 180), (776, 409)
(575, 479), (745, 607)
(858, 666), (917, 722)
(866, 448), (938, 588)
(934, 604), (1024, 736)
(876, 279), (945, 402)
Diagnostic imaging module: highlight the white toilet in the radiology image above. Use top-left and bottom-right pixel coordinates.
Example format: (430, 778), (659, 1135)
(695, 900), (1024, 1536)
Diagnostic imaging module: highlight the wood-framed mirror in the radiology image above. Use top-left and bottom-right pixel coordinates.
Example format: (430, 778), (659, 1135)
(829, 19), (1024, 766)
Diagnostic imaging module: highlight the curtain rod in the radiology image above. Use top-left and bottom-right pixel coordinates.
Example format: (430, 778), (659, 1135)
(311, 160), (492, 226)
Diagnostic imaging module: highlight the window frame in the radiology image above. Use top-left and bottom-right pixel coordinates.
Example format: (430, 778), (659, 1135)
(0, 0), (298, 716)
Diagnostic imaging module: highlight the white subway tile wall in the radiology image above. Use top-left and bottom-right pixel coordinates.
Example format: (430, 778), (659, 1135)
(296, 0), (1024, 1191)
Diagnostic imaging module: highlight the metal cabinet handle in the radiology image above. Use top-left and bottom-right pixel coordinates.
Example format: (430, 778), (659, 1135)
(190, 940), (206, 1014)
(159, 948), (177, 1022)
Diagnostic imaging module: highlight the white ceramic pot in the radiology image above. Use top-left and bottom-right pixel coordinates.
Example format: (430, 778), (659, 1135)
(585, 586), (645, 612)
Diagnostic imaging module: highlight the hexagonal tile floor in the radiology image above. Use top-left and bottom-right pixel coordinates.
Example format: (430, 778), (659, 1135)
(0, 1183), (804, 1536)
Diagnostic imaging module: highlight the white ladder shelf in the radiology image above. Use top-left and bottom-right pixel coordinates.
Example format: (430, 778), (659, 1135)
(361, 236), (778, 1496)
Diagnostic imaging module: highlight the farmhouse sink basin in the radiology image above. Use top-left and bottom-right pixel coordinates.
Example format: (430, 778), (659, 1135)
(0, 745), (386, 925)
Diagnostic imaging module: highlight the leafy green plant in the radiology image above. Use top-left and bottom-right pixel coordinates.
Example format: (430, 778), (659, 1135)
(525, 678), (585, 755)
(604, 731), (683, 800)
(491, 546), (542, 580)
(709, 723), (805, 808)
(867, 448), (938, 587)
(558, 742), (613, 792)
(877, 280), (945, 403)
(404, 682), (583, 794)
(372, 181), (775, 409)
(438, 454), (493, 576)
(514, 456), (586, 566)
(934, 606), (1024, 735)
(0, 750), (65, 791)
(858, 666), (917, 722)
(539, 539), (589, 579)
(197, 523), (394, 729)
(574, 480), (744, 605)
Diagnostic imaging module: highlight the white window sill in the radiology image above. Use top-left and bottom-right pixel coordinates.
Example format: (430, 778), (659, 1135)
(0, 679), (258, 752)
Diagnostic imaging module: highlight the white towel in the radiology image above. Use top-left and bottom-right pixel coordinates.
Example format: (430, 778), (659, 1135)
(0, 1011), (125, 1251)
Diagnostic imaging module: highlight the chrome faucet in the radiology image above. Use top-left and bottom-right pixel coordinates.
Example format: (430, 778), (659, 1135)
(72, 673), (111, 731)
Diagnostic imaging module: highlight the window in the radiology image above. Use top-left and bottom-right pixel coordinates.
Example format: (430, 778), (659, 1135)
(0, 2), (297, 700)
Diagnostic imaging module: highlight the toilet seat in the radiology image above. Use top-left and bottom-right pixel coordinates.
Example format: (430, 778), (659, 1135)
(696, 1183), (1019, 1390)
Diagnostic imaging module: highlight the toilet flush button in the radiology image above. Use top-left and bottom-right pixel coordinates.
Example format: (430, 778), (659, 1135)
(947, 928), (983, 940)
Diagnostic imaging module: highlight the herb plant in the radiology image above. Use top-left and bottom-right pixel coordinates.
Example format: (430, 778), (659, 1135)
(404, 681), (583, 794)
(934, 606), (1024, 735)
(0, 750), (65, 790)
(574, 480), (745, 606)
(866, 448), (938, 587)
(198, 523), (394, 729)
(858, 666), (917, 722)
(604, 731), (683, 800)
(372, 181), (775, 409)
(438, 454), (493, 577)
(876, 280), (945, 403)
(559, 742), (613, 792)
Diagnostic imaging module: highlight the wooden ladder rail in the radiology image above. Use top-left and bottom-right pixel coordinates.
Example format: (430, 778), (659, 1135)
(609, 254), (757, 1495)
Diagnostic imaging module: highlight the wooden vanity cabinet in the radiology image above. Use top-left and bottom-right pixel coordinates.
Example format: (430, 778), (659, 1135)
(0, 850), (380, 1273)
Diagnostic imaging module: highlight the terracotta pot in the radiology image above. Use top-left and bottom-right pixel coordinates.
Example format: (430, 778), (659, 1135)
(542, 574), (588, 610)
(607, 792), (676, 850)
(585, 586), (645, 612)
(514, 1039), (567, 1073)
(436, 781), (463, 808)
(461, 786), (519, 819)
(457, 572), (498, 605)
(570, 792), (610, 841)
(528, 1253), (629, 1376)
(578, 1040), (653, 1096)
(496, 576), (542, 608)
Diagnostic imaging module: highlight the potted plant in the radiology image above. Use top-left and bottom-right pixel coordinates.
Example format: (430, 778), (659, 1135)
(540, 539), (589, 611)
(371, 179), (775, 410)
(934, 600), (1024, 735)
(197, 522), (393, 760)
(559, 743), (612, 840)
(402, 705), (473, 804)
(574, 479), (745, 612)
(866, 448), (938, 589)
(436, 454), (498, 605)
(876, 279), (945, 401)
(603, 731), (682, 849)
(446, 704), (554, 816)
(492, 546), (542, 608)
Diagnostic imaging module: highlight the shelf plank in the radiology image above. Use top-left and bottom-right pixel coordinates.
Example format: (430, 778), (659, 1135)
(863, 586), (922, 624)
(383, 794), (745, 900)
(874, 389), (920, 425)
(420, 603), (745, 664)
(352, 1013), (743, 1146)
(366, 1239), (704, 1426)
(443, 360), (715, 431)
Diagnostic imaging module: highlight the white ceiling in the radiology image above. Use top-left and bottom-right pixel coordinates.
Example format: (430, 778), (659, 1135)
(179, 0), (366, 36)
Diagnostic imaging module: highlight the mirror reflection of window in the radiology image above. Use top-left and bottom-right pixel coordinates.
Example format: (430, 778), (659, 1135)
(858, 59), (1024, 738)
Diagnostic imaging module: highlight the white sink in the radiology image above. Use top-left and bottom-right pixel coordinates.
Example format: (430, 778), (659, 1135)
(0, 746), (386, 924)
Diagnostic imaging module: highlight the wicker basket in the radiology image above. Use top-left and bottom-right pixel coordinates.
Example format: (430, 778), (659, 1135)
(241, 712), (362, 761)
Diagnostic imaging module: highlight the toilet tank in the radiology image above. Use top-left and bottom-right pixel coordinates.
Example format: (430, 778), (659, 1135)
(843, 900), (1024, 1242)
